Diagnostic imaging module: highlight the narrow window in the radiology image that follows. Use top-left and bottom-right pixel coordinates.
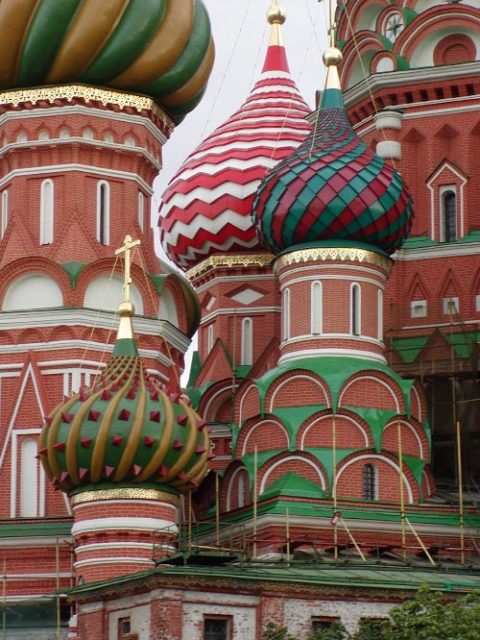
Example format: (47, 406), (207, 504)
(1, 190), (8, 239)
(204, 618), (230, 640)
(97, 181), (110, 245)
(207, 324), (214, 352)
(138, 192), (145, 231)
(20, 440), (38, 517)
(117, 617), (131, 640)
(351, 283), (361, 336)
(443, 190), (456, 242)
(241, 317), (253, 366)
(377, 289), (383, 340)
(312, 619), (341, 634)
(16, 131), (27, 143)
(82, 128), (94, 140)
(311, 281), (322, 335)
(363, 463), (377, 501)
(59, 128), (70, 139)
(38, 130), (49, 140)
(238, 473), (246, 509)
(40, 179), (54, 244)
(283, 288), (291, 341)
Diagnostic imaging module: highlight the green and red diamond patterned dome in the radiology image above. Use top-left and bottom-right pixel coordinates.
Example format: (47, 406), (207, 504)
(252, 53), (413, 256)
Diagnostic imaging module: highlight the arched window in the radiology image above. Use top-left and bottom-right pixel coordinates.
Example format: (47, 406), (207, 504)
(38, 129), (49, 140)
(82, 128), (94, 140)
(40, 179), (54, 244)
(59, 128), (70, 139)
(351, 283), (361, 336)
(16, 131), (27, 143)
(207, 324), (214, 352)
(138, 192), (145, 231)
(1, 190), (8, 239)
(442, 190), (456, 242)
(20, 440), (39, 517)
(103, 132), (114, 143)
(377, 289), (383, 340)
(363, 463), (377, 501)
(283, 288), (291, 341)
(124, 135), (135, 147)
(311, 281), (322, 335)
(97, 181), (110, 245)
(241, 317), (253, 366)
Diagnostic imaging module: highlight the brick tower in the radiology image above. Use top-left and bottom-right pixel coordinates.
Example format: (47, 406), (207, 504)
(0, 0), (214, 629)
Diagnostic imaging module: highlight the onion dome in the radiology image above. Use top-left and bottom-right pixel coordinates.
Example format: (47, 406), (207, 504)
(0, 0), (214, 123)
(39, 270), (210, 495)
(159, 0), (312, 270)
(252, 47), (413, 256)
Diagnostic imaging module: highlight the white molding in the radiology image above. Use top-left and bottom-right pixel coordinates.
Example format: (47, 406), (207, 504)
(278, 263), (386, 283)
(282, 272), (383, 288)
(278, 349), (387, 364)
(270, 374), (329, 412)
(383, 420), (425, 460)
(0, 164), (153, 195)
(71, 517), (177, 535)
(75, 542), (153, 553)
(200, 306), (280, 325)
(74, 557), (154, 569)
(0, 104), (167, 144)
(195, 274), (276, 294)
(242, 419), (289, 456)
(395, 241), (480, 261)
(282, 333), (384, 347)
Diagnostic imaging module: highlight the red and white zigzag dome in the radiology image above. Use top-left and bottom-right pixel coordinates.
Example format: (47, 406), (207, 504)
(159, 2), (312, 270)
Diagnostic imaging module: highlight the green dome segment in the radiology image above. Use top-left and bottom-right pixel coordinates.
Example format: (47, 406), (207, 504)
(0, 0), (214, 123)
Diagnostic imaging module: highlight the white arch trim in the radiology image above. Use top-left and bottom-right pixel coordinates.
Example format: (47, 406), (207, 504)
(238, 383), (259, 426)
(260, 455), (326, 494)
(242, 419), (289, 456)
(300, 414), (370, 450)
(383, 420), (425, 460)
(339, 375), (401, 412)
(226, 466), (249, 512)
(336, 454), (414, 504)
(410, 384), (424, 422)
(269, 374), (330, 412)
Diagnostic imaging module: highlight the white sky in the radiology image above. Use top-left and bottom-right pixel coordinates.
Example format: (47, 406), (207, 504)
(151, 0), (332, 380)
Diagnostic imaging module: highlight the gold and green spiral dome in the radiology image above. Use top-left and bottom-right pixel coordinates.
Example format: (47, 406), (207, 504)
(39, 307), (210, 495)
(0, 0), (214, 123)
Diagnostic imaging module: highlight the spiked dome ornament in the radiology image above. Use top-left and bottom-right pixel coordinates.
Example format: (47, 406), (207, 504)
(39, 236), (210, 494)
(252, 43), (414, 256)
(159, 0), (312, 270)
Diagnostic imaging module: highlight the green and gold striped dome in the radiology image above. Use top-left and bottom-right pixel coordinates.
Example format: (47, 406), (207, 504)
(0, 0), (214, 123)
(39, 305), (210, 495)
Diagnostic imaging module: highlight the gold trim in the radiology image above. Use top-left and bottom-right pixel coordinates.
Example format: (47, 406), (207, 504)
(0, 84), (170, 122)
(274, 247), (391, 273)
(70, 488), (179, 505)
(185, 253), (274, 280)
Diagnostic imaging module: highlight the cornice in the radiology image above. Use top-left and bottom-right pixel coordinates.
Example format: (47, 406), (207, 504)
(274, 246), (391, 273)
(186, 254), (274, 281)
(343, 61), (480, 108)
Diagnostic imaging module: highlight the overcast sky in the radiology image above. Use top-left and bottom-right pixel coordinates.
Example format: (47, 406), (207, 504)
(153, 0), (331, 231)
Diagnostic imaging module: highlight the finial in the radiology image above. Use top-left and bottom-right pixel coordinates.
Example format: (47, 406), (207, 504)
(114, 235), (141, 341)
(267, 0), (286, 46)
(322, 0), (343, 91)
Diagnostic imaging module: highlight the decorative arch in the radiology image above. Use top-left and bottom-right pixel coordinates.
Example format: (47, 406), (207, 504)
(237, 415), (290, 456)
(226, 465), (250, 511)
(267, 370), (330, 411)
(3, 274), (63, 311)
(236, 383), (261, 426)
(158, 288), (180, 329)
(382, 418), (428, 460)
(297, 409), (372, 450)
(83, 275), (143, 315)
(259, 452), (328, 495)
(339, 371), (403, 413)
(336, 451), (419, 504)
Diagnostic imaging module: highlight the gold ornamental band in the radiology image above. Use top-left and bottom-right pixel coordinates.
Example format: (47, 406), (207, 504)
(186, 253), (274, 280)
(0, 84), (170, 123)
(274, 246), (392, 273)
(71, 488), (180, 506)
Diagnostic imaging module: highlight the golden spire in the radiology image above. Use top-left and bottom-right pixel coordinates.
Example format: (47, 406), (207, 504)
(114, 234), (141, 340)
(322, 0), (343, 90)
(267, 0), (286, 46)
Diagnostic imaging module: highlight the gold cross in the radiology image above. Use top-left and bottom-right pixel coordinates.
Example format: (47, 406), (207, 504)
(115, 235), (141, 304)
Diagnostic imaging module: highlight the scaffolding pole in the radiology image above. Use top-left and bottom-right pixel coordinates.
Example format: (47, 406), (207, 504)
(397, 420), (407, 561)
(456, 420), (465, 565)
(253, 446), (258, 559)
